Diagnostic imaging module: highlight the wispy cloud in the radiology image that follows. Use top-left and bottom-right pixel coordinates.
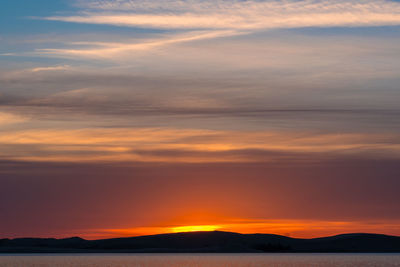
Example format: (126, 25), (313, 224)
(1, 127), (399, 163)
(30, 65), (71, 72)
(35, 30), (239, 59)
(32, 0), (400, 61)
(49, 0), (400, 30)
(0, 112), (26, 125)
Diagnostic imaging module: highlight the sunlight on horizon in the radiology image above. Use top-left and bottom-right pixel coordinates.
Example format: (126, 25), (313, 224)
(170, 225), (221, 233)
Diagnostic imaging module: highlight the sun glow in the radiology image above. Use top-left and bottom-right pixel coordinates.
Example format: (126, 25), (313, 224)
(170, 225), (221, 233)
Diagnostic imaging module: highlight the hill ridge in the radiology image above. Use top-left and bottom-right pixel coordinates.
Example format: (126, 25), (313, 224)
(1, 231), (400, 253)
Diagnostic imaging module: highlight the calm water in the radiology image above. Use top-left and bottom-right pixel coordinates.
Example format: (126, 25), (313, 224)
(0, 254), (400, 267)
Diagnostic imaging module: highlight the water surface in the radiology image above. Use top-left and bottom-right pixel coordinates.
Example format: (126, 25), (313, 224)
(0, 253), (399, 267)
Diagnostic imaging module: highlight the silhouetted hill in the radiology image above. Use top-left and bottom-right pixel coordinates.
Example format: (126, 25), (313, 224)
(1, 231), (400, 253)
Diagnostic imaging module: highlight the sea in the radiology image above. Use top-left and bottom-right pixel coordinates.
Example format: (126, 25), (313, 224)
(0, 253), (399, 267)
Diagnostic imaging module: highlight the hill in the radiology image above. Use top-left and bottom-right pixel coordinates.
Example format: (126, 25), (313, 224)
(1, 231), (400, 253)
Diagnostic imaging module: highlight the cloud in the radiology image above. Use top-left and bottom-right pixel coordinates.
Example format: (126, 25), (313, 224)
(35, 0), (400, 60)
(0, 127), (399, 163)
(2, 66), (400, 118)
(49, 0), (400, 30)
(31, 65), (70, 72)
(0, 112), (26, 125)
(35, 30), (240, 59)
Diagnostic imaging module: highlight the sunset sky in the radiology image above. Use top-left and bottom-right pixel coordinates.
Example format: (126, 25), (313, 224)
(1, 0), (400, 240)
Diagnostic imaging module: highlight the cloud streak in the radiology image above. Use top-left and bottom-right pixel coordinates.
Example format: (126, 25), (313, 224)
(36, 0), (400, 60)
(30, 65), (71, 72)
(0, 112), (26, 125)
(35, 30), (239, 59)
(50, 0), (400, 30)
(1, 127), (399, 163)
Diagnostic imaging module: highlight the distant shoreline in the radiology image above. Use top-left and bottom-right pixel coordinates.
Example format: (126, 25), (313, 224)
(1, 231), (400, 253)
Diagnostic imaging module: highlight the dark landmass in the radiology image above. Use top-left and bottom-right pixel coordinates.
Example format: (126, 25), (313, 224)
(1, 231), (400, 253)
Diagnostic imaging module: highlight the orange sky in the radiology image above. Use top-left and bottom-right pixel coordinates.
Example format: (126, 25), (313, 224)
(2, 0), (400, 241)
(1, 158), (400, 239)
(90, 220), (400, 240)
(1, 159), (400, 239)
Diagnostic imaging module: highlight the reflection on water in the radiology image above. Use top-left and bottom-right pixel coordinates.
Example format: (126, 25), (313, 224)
(0, 254), (400, 267)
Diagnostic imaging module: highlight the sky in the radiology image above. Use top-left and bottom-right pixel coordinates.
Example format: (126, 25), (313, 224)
(1, 0), (400, 240)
